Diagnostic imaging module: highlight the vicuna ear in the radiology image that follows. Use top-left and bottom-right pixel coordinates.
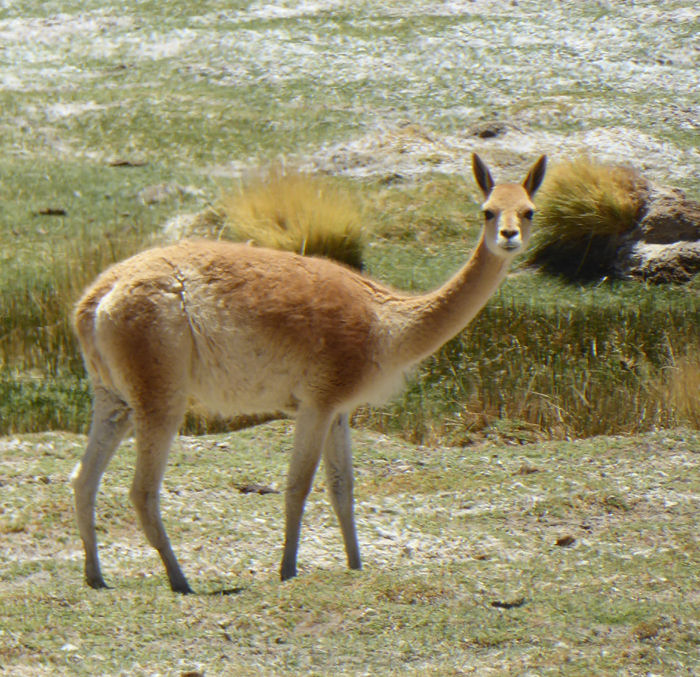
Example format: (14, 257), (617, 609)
(522, 155), (547, 197)
(472, 153), (495, 198)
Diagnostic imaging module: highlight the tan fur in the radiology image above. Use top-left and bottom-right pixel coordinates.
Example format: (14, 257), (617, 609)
(71, 154), (546, 592)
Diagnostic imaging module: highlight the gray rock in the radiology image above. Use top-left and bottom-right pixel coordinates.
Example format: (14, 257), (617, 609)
(615, 240), (700, 283)
(614, 184), (700, 283)
(633, 185), (700, 244)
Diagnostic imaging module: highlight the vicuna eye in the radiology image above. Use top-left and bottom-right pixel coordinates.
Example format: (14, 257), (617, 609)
(484, 210), (495, 220)
(524, 210), (534, 220)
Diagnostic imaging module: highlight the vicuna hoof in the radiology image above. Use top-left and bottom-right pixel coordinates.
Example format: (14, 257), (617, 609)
(280, 566), (297, 582)
(170, 581), (195, 595)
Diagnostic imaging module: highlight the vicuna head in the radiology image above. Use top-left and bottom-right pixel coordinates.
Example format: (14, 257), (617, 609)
(473, 153), (547, 258)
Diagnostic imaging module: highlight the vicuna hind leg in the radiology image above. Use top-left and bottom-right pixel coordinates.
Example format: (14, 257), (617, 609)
(71, 387), (132, 589)
(323, 413), (361, 571)
(130, 399), (192, 594)
(280, 406), (335, 581)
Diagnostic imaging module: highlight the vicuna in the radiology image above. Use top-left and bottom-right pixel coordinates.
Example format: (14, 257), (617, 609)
(71, 153), (546, 593)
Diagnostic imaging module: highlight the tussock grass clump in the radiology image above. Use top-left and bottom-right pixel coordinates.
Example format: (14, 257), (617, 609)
(214, 167), (367, 270)
(527, 157), (647, 279)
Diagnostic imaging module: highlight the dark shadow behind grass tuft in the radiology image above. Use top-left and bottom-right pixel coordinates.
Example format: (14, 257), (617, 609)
(526, 157), (647, 280)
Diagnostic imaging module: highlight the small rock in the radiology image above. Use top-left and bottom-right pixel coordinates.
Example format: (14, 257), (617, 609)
(34, 207), (67, 216)
(109, 159), (147, 167)
(491, 597), (526, 609)
(555, 535), (576, 547)
(238, 483), (278, 495)
(516, 463), (540, 475)
(617, 241), (700, 283)
(375, 527), (398, 540)
(636, 185), (700, 243)
(469, 121), (509, 139)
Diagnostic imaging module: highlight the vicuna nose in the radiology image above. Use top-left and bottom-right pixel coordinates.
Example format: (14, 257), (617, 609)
(500, 228), (519, 240)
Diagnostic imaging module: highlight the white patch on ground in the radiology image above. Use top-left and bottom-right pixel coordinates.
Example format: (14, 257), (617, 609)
(302, 123), (700, 186)
(244, 0), (350, 20)
(192, 0), (494, 23)
(44, 101), (108, 120)
(0, 13), (134, 44)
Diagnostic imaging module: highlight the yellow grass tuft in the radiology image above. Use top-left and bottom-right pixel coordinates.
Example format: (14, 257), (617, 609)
(527, 157), (647, 278)
(215, 167), (366, 270)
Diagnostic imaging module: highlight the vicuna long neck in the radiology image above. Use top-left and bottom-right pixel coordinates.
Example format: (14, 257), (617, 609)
(387, 237), (511, 368)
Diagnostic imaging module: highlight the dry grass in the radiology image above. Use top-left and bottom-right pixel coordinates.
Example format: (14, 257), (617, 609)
(353, 277), (700, 445)
(1, 231), (153, 376)
(662, 346), (700, 428)
(213, 167), (367, 270)
(527, 157), (647, 279)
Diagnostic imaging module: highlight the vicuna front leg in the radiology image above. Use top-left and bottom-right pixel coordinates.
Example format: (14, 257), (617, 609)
(323, 413), (361, 571)
(281, 407), (335, 581)
(71, 387), (132, 590)
(130, 403), (193, 594)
